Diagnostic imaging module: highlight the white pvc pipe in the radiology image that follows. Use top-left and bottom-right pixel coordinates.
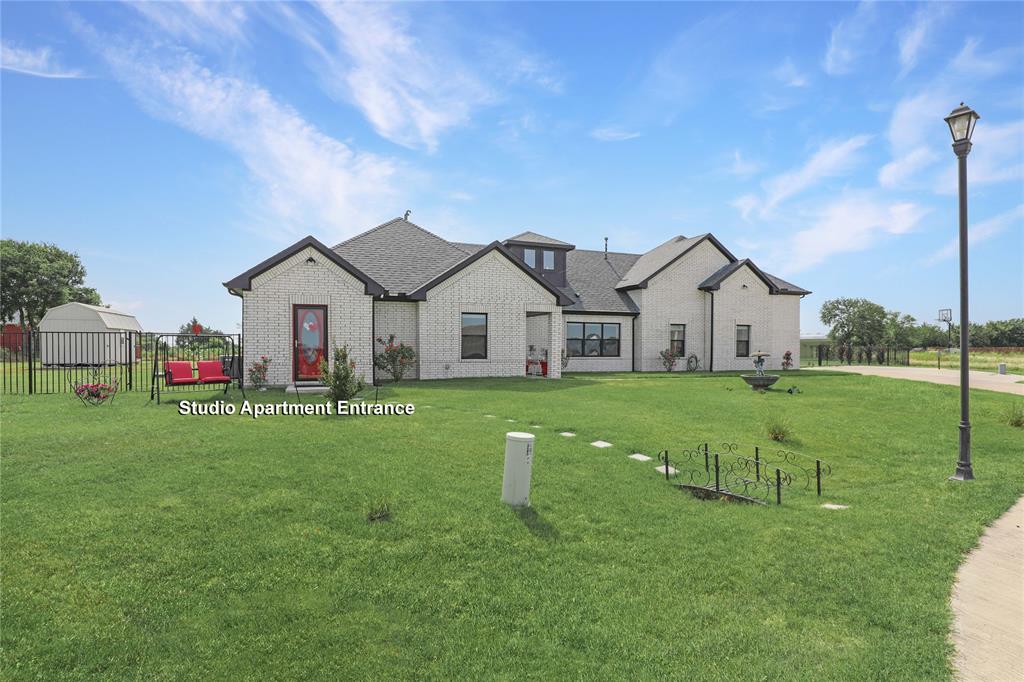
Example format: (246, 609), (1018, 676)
(502, 432), (535, 507)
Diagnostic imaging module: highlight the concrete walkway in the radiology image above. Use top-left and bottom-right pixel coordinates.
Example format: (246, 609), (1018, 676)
(950, 497), (1024, 681)
(807, 365), (1024, 396)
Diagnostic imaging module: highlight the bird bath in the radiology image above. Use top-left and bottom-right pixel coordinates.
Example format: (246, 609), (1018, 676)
(741, 351), (778, 390)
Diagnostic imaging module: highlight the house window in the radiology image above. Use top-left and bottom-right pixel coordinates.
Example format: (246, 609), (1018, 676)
(543, 250), (554, 270)
(566, 321), (620, 357)
(461, 313), (488, 359)
(670, 324), (686, 356)
(736, 325), (750, 357)
(523, 248), (536, 268)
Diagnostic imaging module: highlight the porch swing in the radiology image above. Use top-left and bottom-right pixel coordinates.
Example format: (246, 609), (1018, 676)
(150, 333), (245, 404)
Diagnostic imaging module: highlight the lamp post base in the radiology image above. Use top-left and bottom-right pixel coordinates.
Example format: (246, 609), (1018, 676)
(949, 422), (973, 481)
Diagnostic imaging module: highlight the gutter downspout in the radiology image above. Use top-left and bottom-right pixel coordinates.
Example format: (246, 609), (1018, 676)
(708, 291), (714, 372)
(631, 316), (636, 372)
(370, 297), (377, 386)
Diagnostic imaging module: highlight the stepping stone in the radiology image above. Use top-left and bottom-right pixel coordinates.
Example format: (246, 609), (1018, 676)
(655, 464), (678, 475)
(590, 440), (613, 448)
(559, 432), (575, 437)
(506, 419), (516, 423)
(821, 503), (849, 510)
(628, 453), (652, 462)
(484, 415), (496, 418)
(530, 424), (542, 428)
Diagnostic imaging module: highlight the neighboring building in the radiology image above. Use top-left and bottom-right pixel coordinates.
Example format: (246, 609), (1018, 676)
(224, 217), (809, 385)
(37, 302), (143, 366)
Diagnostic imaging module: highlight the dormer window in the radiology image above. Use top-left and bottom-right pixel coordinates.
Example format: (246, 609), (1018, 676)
(543, 250), (554, 270)
(524, 248), (536, 268)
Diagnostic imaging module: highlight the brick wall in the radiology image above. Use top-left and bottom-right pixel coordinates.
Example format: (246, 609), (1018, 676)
(634, 240), (730, 371)
(373, 301), (419, 381)
(241, 246), (373, 386)
(417, 250), (561, 380)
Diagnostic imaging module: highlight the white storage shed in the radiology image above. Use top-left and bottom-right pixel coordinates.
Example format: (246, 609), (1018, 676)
(37, 303), (144, 366)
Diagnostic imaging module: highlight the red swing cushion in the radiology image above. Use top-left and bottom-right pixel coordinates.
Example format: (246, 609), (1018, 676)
(165, 361), (198, 385)
(197, 361), (231, 384)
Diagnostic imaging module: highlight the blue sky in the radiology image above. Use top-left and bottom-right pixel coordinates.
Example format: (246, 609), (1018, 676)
(2, 1), (1022, 334)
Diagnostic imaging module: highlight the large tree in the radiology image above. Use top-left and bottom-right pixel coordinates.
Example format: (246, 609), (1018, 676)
(819, 298), (887, 348)
(0, 240), (102, 329)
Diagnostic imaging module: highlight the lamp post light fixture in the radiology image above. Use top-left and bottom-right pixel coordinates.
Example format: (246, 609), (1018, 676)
(944, 103), (980, 482)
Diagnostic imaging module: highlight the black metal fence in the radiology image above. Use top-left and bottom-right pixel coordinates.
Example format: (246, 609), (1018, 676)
(801, 344), (910, 368)
(0, 330), (243, 396)
(658, 441), (831, 505)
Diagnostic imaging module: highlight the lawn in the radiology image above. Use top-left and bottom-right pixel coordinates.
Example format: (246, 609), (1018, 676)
(2, 372), (1022, 680)
(909, 349), (1024, 374)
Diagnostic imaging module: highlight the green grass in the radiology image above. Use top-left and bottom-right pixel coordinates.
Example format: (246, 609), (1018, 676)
(2, 372), (1023, 680)
(909, 350), (1024, 374)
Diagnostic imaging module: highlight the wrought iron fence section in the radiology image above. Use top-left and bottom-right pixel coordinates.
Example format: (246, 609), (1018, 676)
(658, 441), (831, 505)
(0, 330), (242, 395)
(802, 344), (910, 368)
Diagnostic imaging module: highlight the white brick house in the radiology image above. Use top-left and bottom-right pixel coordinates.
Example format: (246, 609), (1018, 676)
(224, 218), (808, 385)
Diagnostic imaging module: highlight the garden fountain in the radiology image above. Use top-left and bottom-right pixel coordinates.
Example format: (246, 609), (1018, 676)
(740, 351), (779, 390)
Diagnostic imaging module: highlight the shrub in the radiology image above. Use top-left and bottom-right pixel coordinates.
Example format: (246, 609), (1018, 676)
(781, 350), (793, 370)
(764, 414), (794, 442)
(373, 334), (416, 384)
(1005, 402), (1024, 428)
(248, 355), (271, 388)
(320, 345), (365, 403)
(659, 349), (678, 372)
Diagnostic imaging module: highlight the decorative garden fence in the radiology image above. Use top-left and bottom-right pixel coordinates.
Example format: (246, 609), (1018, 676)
(658, 442), (831, 505)
(0, 330), (243, 396)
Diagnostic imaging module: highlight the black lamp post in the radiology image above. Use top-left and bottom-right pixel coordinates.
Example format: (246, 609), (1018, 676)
(944, 103), (980, 482)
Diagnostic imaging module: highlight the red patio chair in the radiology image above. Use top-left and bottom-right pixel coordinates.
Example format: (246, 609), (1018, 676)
(197, 360), (231, 386)
(165, 361), (198, 385)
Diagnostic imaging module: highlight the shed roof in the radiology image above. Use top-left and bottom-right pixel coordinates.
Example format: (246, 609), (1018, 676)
(40, 302), (143, 331)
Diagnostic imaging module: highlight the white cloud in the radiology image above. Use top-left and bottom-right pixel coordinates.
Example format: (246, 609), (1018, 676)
(781, 192), (930, 273)
(879, 146), (938, 188)
(823, 1), (877, 76)
(1, 42), (84, 78)
(773, 58), (808, 88)
(729, 150), (760, 177)
(758, 135), (873, 215)
(732, 195), (759, 222)
(949, 37), (1018, 79)
(82, 32), (398, 242)
(923, 204), (1024, 265)
(590, 126), (641, 142)
(898, 4), (949, 77)
(130, 1), (249, 45)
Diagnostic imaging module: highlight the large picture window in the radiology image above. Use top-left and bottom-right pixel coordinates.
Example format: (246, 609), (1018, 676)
(461, 313), (488, 359)
(523, 248), (536, 268)
(670, 324), (686, 356)
(736, 324), (750, 357)
(566, 321), (620, 357)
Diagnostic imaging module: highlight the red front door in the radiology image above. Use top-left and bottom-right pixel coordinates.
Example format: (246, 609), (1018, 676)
(293, 305), (327, 382)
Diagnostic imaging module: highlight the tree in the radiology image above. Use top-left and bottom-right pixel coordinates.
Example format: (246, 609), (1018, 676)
(883, 311), (918, 348)
(819, 298), (887, 349)
(176, 317), (228, 351)
(0, 240), (103, 329)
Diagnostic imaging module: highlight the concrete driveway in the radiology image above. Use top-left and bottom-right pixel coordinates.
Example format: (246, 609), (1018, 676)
(806, 365), (1024, 396)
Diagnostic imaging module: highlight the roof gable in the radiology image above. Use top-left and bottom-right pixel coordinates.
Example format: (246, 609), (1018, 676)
(223, 236), (384, 296)
(698, 259), (811, 296)
(408, 242), (574, 305)
(615, 233), (737, 290)
(334, 217), (472, 294)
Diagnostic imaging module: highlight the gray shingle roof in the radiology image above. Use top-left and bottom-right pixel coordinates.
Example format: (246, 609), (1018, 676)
(615, 235), (701, 289)
(505, 231), (574, 247)
(763, 272), (811, 295)
(333, 218), (472, 294)
(564, 250), (641, 313)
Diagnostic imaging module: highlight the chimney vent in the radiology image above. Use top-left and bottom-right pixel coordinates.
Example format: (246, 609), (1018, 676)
(604, 237), (608, 260)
